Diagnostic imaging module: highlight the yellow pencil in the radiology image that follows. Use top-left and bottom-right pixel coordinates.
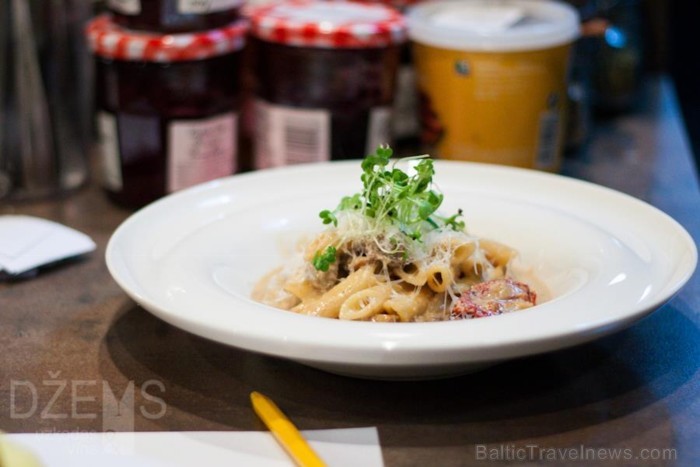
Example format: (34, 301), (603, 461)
(250, 391), (327, 467)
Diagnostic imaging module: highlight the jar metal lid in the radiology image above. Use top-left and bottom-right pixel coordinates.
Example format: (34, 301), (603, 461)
(247, 0), (407, 48)
(86, 15), (249, 62)
(107, 0), (246, 15)
(407, 0), (580, 52)
(361, 0), (424, 12)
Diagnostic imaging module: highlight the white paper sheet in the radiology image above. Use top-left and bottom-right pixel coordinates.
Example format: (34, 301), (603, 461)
(4, 428), (383, 467)
(0, 216), (95, 275)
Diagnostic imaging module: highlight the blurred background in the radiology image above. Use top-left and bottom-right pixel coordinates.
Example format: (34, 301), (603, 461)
(579, 0), (700, 172)
(0, 0), (698, 205)
(668, 0), (700, 172)
(95, 0), (700, 170)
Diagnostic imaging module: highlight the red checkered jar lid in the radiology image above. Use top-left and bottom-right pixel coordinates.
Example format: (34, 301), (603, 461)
(247, 0), (407, 48)
(86, 14), (249, 62)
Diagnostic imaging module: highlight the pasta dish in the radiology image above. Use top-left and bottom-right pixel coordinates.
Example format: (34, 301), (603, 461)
(253, 146), (538, 322)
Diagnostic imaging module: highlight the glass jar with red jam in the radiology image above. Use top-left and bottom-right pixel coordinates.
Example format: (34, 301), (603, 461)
(86, 15), (248, 208)
(247, 0), (407, 167)
(107, 0), (243, 33)
(364, 0), (425, 149)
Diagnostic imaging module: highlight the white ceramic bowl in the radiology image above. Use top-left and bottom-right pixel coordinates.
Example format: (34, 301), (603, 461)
(106, 161), (697, 379)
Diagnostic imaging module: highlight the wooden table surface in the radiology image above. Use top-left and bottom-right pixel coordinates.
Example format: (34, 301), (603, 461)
(2, 76), (699, 466)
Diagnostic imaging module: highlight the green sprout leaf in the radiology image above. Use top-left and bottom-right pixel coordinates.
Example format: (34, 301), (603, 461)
(319, 210), (338, 227)
(312, 246), (337, 272)
(442, 209), (466, 231)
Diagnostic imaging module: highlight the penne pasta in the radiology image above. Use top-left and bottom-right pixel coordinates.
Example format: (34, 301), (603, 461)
(384, 286), (433, 322)
(480, 239), (516, 268)
(294, 266), (378, 318)
(452, 241), (476, 266)
(339, 284), (392, 320)
(394, 261), (428, 286)
(425, 263), (453, 293)
(284, 280), (321, 303)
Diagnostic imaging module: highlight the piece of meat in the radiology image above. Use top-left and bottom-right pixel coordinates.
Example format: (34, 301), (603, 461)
(451, 278), (537, 319)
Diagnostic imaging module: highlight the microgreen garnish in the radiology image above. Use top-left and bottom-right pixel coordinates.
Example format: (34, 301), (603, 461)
(319, 209), (338, 227)
(312, 246), (337, 272)
(442, 209), (466, 231)
(318, 145), (465, 244)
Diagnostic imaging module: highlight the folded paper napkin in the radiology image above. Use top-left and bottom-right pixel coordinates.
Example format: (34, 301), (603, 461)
(0, 215), (96, 278)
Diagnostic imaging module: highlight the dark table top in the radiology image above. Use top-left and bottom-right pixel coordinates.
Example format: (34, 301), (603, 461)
(2, 76), (699, 466)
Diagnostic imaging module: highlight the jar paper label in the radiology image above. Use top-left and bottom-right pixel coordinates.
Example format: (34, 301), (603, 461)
(254, 100), (330, 169)
(366, 107), (392, 156)
(96, 112), (123, 191)
(167, 113), (237, 193)
(178, 0), (243, 14)
(392, 65), (420, 140)
(535, 110), (562, 169)
(107, 0), (141, 15)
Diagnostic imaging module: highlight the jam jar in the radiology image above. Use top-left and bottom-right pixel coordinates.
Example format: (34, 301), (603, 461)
(365, 0), (425, 148)
(86, 15), (248, 208)
(247, 0), (407, 167)
(107, 0), (243, 33)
